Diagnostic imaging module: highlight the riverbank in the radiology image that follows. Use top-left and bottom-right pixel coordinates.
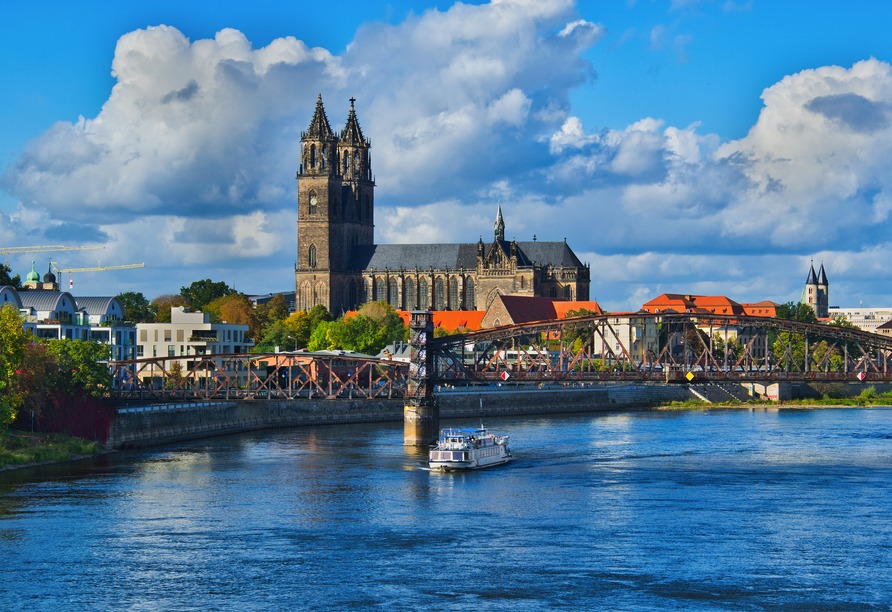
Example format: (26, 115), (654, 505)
(0, 430), (108, 471)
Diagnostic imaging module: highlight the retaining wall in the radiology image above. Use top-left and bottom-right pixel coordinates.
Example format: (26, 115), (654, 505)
(106, 384), (696, 449)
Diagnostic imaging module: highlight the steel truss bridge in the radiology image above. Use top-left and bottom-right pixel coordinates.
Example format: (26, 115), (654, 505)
(107, 352), (408, 401)
(108, 313), (892, 402)
(423, 312), (892, 387)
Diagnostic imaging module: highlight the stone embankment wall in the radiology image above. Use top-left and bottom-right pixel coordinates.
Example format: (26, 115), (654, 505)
(106, 384), (696, 449)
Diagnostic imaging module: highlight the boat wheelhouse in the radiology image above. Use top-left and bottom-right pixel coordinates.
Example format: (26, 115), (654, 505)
(429, 426), (511, 471)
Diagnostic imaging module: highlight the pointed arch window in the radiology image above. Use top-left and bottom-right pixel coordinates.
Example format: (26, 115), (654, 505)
(389, 278), (400, 309)
(564, 286), (572, 300)
(321, 146), (326, 169)
(449, 277), (459, 310)
(435, 278), (445, 311)
(308, 190), (317, 215)
(310, 144), (316, 168)
(308, 245), (317, 268)
(406, 278), (416, 310)
(549, 286), (558, 299)
(419, 278), (429, 310)
(376, 277), (386, 302)
(465, 278), (475, 310)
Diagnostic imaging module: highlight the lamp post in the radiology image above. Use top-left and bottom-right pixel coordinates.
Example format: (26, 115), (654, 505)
(287, 335), (298, 351)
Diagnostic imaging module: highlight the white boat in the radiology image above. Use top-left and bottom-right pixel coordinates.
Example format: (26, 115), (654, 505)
(429, 424), (511, 472)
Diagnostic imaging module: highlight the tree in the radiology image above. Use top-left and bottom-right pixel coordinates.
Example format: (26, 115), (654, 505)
(44, 339), (112, 397)
(219, 295), (261, 341)
(180, 279), (234, 312)
(307, 303), (406, 355)
(776, 301), (818, 324)
(0, 305), (29, 429)
(117, 291), (155, 322)
(151, 294), (190, 322)
(0, 263), (24, 291)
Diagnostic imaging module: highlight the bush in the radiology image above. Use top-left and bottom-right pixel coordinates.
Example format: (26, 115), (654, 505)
(859, 386), (877, 400)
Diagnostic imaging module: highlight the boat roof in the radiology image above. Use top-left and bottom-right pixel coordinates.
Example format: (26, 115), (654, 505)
(440, 427), (489, 435)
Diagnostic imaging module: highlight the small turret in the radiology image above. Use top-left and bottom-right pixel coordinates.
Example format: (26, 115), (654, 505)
(494, 203), (505, 241)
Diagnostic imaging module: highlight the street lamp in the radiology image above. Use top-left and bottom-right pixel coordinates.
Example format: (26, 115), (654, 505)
(287, 335), (298, 351)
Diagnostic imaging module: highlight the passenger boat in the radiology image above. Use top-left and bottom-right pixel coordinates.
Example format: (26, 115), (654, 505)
(429, 424), (511, 472)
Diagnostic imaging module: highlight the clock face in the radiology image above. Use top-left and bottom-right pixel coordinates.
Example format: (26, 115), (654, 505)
(310, 196), (317, 205)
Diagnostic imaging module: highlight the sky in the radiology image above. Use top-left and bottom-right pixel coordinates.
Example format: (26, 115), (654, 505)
(3, 0), (892, 311)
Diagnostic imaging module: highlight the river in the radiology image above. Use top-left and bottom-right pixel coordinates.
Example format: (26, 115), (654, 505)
(1, 407), (890, 611)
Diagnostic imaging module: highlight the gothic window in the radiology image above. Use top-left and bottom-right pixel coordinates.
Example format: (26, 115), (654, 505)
(406, 278), (415, 310)
(564, 286), (572, 300)
(486, 289), (501, 308)
(354, 151), (360, 174)
(343, 153), (349, 176)
(549, 287), (558, 298)
(435, 278), (445, 311)
(300, 282), (312, 311)
(321, 146), (326, 169)
(310, 144), (316, 168)
(389, 278), (400, 309)
(520, 276), (525, 289)
(308, 245), (317, 268)
(349, 280), (357, 309)
(366, 279), (374, 303)
(449, 277), (459, 310)
(315, 282), (327, 307)
(419, 278), (429, 310)
(308, 190), (317, 215)
(465, 278), (475, 310)
(376, 278), (386, 302)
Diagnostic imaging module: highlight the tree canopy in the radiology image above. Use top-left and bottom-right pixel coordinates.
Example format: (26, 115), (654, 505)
(117, 291), (154, 322)
(179, 279), (234, 312)
(775, 301), (818, 323)
(0, 305), (30, 429)
(307, 302), (405, 355)
(150, 294), (190, 322)
(0, 263), (24, 291)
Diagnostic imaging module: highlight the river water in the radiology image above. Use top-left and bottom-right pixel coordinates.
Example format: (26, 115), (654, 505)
(1, 407), (891, 611)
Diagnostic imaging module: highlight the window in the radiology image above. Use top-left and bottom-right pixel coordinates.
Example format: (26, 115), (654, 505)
(405, 279), (415, 310)
(564, 286), (571, 300)
(435, 278), (445, 311)
(164, 330), (172, 342)
(137, 346), (144, 357)
(465, 278), (475, 310)
(177, 329), (184, 342)
(168, 345), (175, 357)
(376, 278), (386, 302)
(449, 277), (459, 310)
(309, 245), (317, 268)
(419, 278), (429, 310)
(140, 329), (147, 342)
(310, 144), (316, 168)
(154, 329), (159, 342)
(549, 287), (558, 298)
(389, 278), (400, 309)
(308, 190), (317, 215)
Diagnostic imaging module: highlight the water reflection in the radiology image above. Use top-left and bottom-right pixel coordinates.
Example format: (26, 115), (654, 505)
(0, 408), (890, 610)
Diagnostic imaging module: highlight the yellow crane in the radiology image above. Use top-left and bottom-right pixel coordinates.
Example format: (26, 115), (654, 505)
(0, 245), (105, 255)
(50, 262), (145, 274)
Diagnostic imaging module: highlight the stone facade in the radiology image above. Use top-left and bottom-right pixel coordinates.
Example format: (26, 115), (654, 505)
(803, 263), (829, 318)
(295, 96), (591, 315)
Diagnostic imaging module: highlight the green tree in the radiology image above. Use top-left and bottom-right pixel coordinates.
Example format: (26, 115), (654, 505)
(151, 294), (190, 322)
(117, 291), (155, 322)
(307, 303), (407, 355)
(0, 305), (29, 429)
(0, 263), (24, 291)
(43, 339), (112, 397)
(179, 279), (234, 312)
(776, 301), (818, 323)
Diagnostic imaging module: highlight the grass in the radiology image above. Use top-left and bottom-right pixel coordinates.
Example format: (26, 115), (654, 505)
(0, 430), (103, 468)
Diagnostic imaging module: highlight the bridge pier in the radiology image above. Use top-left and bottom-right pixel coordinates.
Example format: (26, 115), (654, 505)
(405, 311), (438, 445)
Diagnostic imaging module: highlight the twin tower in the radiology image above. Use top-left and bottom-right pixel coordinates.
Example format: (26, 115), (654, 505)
(295, 95), (375, 313)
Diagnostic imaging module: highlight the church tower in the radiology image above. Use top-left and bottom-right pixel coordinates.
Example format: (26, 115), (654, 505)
(803, 262), (829, 318)
(295, 95), (374, 314)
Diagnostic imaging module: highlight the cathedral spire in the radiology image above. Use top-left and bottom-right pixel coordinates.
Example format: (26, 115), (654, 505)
(806, 262), (818, 285)
(341, 97), (366, 145)
(494, 202), (505, 241)
(818, 262), (828, 285)
(305, 94), (334, 140)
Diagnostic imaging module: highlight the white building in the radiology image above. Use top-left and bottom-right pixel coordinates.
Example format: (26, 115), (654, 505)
(828, 307), (892, 334)
(136, 306), (253, 359)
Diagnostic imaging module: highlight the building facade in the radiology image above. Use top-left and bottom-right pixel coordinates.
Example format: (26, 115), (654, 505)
(803, 263), (830, 318)
(294, 96), (591, 315)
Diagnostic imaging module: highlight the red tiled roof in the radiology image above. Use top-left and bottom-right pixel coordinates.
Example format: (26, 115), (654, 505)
(642, 293), (778, 317)
(497, 296), (559, 324)
(553, 301), (603, 318)
(346, 310), (484, 331)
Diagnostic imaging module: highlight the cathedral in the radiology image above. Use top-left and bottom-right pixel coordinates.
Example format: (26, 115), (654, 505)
(294, 95), (591, 314)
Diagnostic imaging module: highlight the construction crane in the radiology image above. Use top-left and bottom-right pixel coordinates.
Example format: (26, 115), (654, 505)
(0, 245), (105, 255)
(50, 261), (145, 274)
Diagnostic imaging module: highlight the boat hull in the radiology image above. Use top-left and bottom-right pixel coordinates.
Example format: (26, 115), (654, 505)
(429, 452), (511, 472)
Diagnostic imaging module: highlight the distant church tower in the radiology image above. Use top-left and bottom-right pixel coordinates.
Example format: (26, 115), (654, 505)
(803, 262), (829, 318)
(295, 95), (374, 314)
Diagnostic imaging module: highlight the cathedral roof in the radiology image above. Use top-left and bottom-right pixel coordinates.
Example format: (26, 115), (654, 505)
(515, 241), (584, 268)
(348, 240), (584, 272)
(818, 263), (828, 285)
(806, 264), (818, 285)
(340, 98), (366, 145)
(349, 244), (479, 271)
(304, 94), (335, 140)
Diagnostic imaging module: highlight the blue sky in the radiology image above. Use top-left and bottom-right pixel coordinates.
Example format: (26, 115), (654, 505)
(3, 0), (892, 310)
